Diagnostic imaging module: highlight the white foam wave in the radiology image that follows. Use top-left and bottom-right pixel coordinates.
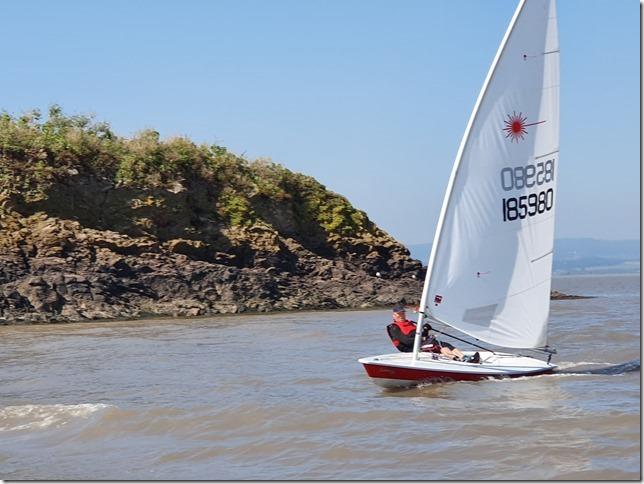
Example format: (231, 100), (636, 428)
(556, 361), (613, 370)
(0, 403), (112, 432)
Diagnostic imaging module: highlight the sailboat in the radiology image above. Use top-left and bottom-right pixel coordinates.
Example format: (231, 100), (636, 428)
(359, 0), (560, 388)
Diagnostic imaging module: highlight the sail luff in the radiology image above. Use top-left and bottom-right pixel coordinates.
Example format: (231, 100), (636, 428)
(412, 0), (527, 359)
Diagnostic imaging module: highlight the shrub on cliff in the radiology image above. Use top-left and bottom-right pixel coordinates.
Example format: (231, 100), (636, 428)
(0, 106), (377, 240)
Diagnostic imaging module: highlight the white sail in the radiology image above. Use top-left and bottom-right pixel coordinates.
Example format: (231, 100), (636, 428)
(419, 0), (560, 349)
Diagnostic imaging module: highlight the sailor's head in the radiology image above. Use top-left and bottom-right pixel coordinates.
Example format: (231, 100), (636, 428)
(392, 303), (406, 320)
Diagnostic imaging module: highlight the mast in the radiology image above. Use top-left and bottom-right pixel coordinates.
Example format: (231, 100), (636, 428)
(412, 0), (527, 360)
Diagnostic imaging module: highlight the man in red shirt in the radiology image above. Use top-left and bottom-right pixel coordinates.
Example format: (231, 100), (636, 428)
(389, 304), (469, 361)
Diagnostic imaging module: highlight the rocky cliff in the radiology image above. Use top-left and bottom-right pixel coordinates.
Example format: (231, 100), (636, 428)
(0, 108), (423, 323)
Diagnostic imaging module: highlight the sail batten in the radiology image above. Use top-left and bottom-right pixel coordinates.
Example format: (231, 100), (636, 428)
(415, 0), (559, 351)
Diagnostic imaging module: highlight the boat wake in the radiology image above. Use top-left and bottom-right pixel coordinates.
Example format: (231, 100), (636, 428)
(554, 359), (640, 376)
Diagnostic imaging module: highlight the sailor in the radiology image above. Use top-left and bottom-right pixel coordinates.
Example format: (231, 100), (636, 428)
(388, 303), (479, 363)
(386, 303), (418, 352)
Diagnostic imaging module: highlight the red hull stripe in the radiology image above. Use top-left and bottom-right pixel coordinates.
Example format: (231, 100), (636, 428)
(362, 362), (553, 382)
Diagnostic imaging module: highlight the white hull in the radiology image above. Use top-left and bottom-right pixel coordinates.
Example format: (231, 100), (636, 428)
(359, 351), (556, 389)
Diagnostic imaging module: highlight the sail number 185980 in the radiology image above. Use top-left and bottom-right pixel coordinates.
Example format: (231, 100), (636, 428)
(502, 189), (553, 221)
(500, 159), (555, 222)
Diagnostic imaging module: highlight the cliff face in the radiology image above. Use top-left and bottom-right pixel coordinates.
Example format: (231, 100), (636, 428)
(0, 108), (423, 323)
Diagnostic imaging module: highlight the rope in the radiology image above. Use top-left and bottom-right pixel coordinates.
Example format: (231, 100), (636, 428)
(429, 326), (497, 354)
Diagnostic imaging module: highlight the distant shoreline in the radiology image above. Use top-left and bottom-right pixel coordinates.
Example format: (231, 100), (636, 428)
(553, 270), (640, 278)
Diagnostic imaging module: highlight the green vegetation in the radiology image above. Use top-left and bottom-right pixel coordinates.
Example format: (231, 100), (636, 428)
(0, 106), (375, 238)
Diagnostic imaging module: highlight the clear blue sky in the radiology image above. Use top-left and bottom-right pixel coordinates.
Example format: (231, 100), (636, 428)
(1, 0), (639, 245)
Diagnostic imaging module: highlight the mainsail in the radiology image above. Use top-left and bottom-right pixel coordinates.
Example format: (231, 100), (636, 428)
(417, 0), (560, 349)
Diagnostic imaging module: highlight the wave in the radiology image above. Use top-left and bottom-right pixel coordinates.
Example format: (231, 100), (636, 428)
(555, 359), (640, 376)
(0, 403), (112, 432)
(556, 361), (614, 370)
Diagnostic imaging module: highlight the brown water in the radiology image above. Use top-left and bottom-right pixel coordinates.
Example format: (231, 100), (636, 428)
(0, 273), (639, 480)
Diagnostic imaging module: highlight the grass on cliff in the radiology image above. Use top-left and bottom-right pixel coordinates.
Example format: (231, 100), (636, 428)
(0, 106), (376, 238)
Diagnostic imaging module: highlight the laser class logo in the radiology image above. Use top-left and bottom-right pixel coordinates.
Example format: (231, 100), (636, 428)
(502, 112), (545, 142)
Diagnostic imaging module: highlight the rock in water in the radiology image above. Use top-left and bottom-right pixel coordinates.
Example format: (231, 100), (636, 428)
(550, 290), (593, 300)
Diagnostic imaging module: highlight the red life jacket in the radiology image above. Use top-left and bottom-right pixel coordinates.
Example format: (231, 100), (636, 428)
(386, 320), (417, 352)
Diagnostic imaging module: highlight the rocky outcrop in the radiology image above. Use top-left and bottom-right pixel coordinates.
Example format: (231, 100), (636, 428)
(0, 210), (423, 324)
(550, 290), (593, 300)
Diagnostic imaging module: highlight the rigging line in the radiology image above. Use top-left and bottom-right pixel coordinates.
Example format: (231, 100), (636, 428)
(516, 348), (555, 356)
(429, 326), (497, 354)
(543, 49), (560, 55)
(516, 346), (557, 361)
(418, 311), (497, 354)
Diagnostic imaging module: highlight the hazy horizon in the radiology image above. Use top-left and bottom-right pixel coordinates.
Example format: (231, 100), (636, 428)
(406, 237), (640, 274)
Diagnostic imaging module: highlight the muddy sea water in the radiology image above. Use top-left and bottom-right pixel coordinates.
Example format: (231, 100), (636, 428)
(0, 273), (639, 480)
